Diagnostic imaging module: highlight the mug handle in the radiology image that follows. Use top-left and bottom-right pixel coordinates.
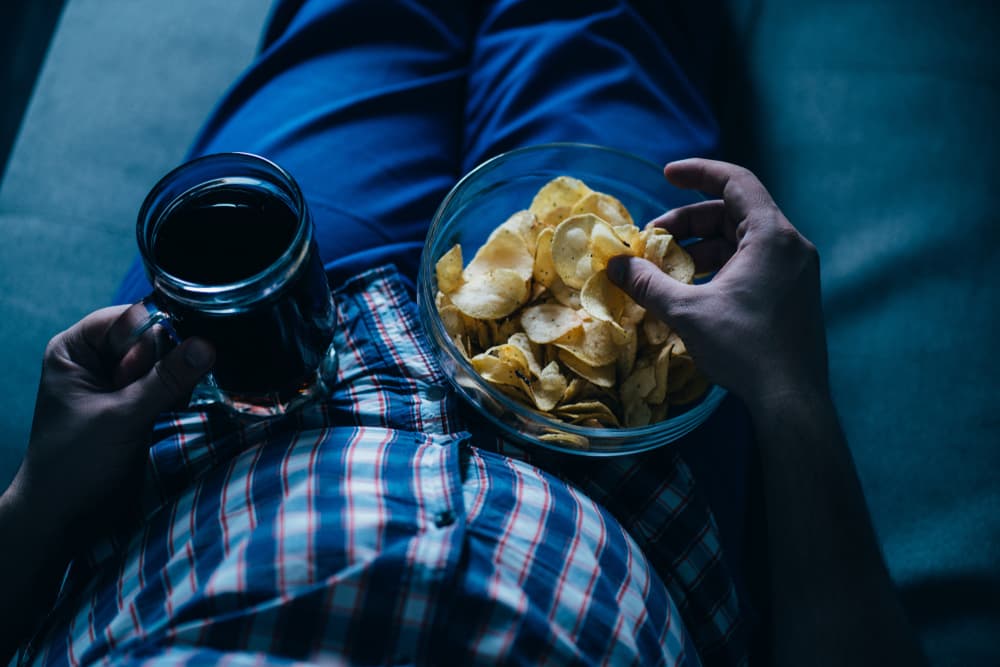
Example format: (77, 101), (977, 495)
(124, 295), (180, 350)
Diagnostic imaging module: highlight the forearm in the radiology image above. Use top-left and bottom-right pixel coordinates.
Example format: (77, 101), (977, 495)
(0, 478), (70, 664)
(749, 387), (925, 666)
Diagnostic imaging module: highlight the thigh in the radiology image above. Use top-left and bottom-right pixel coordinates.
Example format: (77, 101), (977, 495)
(117, 0), (471, 303)
(462, 0), (722, 173)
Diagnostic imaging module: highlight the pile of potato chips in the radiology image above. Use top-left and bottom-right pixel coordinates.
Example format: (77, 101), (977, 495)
(434, 176), (708, 432)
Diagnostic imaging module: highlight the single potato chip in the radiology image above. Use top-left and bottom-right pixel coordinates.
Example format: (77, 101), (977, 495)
(533, 361), (568, 412)
(466, 226), (534, 283)
(554, 318), (619, 367)
(450, 268), (530, 320)
(507, 332), (543, 378)
(555, 400), (620, 427)
(533, 227), (557, 287)
(624, 400), (652, 428)
(588, 219), (633, 269)
(581, 269), (628, 325)
(558, 348), (616, 388)
(435, 244), (463, 294)
(549, 278), (582, 309)
(539, 432), (589, 450)
(571, 191), (634, 228)
(642, 315), (671, 346)
(643, 233), (695, 285)
(647, 344), (672, 405)
(621, 362), (656, 406)
(521, 303), (582, 344)
(667, 354), (696, 392)
(552, 213), (599, 289)
(530, 176), (592, 220)
(499, 210), (541, 257)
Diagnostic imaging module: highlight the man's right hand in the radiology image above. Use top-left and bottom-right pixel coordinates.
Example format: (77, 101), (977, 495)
(609, 158), (926, 666)
(607, 158), (830, 408)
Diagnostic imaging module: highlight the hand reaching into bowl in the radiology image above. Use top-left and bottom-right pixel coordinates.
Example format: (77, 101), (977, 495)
(608, 158), (925, 666)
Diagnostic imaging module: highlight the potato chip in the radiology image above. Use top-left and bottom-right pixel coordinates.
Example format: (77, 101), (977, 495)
(439, 304), (465, 339)
(451, 268), (530, 320)
(533, 227), (557, 287)
(521, 303), (582, 344)
(581, 269), (628, 325)
(540, 205), (573, 229)
(470, 352), (528, 390)
(647, 344), (672, 405)
(558, 348), (615, 388)
(533, 361), (568, 411)
(555, 400), (620, 427)
(529, 176), (592, 220)
(624, 400), (652, 428)
(642, 315), (671, 346)
(665, 330), (687, 356)
(549, 278), (582, 309)
(499, 210), (541, 256)
(539, 432), (589, 450)
(552, 214), (599, 288)
(667, 354), (696, 392)
(588, 219), (633, 268)
(621, 298), (646, 328)
(562, 377), (589, 404)
(435, 244), (463, 294)
(671, 372), (709, 404)
(507, 332), (543, 378)
(643, 233), (695, 285)
(571, 191), (634, 228)
(613, 224), (639, 249)
(466, 226), (534, 283)
(615, 323), (638, 379)
(621, 362), (656, 406)
(554, 318), (619, 367)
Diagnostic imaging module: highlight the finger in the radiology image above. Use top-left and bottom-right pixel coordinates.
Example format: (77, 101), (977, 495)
(684, 238), (737, 274)
(73, 306), (132, 352)
(607, 255), (696, 326)
(94, 302), (174, 388)
(647, 200), (736, 241)
(52, 306), (132, 381)
(664, 159), (775, 220)
(115, 338), (215, 424)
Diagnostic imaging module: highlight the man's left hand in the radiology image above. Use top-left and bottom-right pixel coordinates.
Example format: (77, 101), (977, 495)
(8, 304), (214, 549)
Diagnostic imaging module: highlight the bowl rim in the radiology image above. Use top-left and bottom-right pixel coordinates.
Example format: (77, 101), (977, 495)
(418, 142), (726, 456)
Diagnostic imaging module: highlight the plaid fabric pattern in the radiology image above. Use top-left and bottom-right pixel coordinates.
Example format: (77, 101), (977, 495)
(22, 266), (746, 666)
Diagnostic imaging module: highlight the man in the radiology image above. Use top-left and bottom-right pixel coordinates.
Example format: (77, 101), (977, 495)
(0, 1), (924, 665)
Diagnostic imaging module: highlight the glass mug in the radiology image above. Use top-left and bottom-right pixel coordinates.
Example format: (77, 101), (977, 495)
(130, 152), (338, 417)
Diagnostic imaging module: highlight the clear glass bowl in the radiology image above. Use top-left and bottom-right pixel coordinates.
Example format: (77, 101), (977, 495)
(417, 143), (726, 456)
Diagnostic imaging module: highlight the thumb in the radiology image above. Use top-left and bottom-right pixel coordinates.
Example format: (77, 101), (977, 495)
(607, 255), (695, 326)
(116, 338), (215, 422)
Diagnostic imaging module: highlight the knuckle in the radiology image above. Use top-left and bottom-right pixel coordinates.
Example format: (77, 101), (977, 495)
(629, 266), (661, 305)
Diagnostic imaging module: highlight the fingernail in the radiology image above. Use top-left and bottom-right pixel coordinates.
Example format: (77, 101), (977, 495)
(184, 339), (215, 370)
(607, 255), (628, 284)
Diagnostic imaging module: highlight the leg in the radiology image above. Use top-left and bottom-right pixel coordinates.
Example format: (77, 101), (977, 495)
(462, 0), (722, 172)
(116, 0), (472, 303)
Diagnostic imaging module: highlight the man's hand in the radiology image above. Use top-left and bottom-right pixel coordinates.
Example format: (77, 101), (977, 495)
(609, 159), (925, 666)
(11, 304), (215, 543)
(607, 158), (829, 406)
